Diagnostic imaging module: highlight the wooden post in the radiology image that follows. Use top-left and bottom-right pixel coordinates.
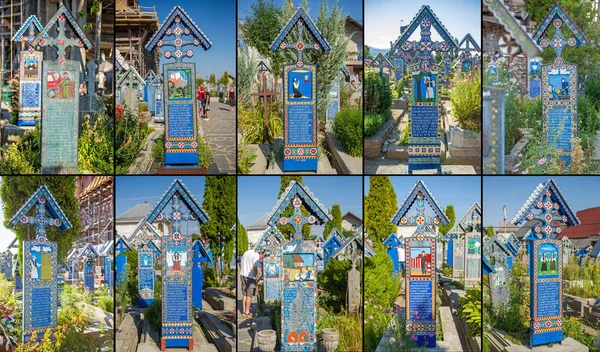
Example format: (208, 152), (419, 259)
(251, 73), (274, 144)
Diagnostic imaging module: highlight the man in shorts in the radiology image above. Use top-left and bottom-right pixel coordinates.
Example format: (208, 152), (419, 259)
(196, 84), (209, 120)
(240, 245), (262, 318)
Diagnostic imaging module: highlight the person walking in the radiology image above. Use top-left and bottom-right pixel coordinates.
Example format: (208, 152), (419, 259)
(227, 84), (236, 112)
(196, 84), (209, 120)
(240, 245), (262, 319)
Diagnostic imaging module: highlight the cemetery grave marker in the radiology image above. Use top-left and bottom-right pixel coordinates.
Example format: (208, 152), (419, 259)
(251, 72), (275, 144)
(483, 87), (505, 174)
(115, 234), (131, 287)
(130, 219), (162, 307)
(326, 68), (350, 121)
(117, 67), (145, 114)
(144, 70), (157, 105)
(32, 5), (92, 174)
(58, 259), (68, 306)
(270, 8), (331, 172)
(373, 53), (394, 82)
(255, 226), (285, 303)
(512, 179), (580, 347)
(457, 34), (481, 72)
(391, 6), (458, 173)
(322, 227), (345, 267)
(81, 243), (99, 292)
(105, 255), (113, 292)
(145, 6), (212, 167)
(532, 4), (589, 164)
(151, 73), (164, 117)
(383, 233), (402, 275)
(146, 180), (209, 351)
(393, 52), (405, 81)
(138, 242), (158, 308)
(562, 236), (572, 264)
(192, 240), (211, 309)
(446, 203), (481, 284)
(483, 236), (511, 310)
(391, 180), (449, 347)
(8, 185), (72, 342)
(529, 58), (542, 98)
(331, 228), (364, 313)
(12, 16), (45, 127)
(267, 181), (331, 350)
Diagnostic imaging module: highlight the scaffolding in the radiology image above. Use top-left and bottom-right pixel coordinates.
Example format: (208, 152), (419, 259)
(115, 0), (159, 77)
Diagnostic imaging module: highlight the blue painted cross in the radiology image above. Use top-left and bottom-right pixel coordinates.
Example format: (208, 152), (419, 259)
(398, 192), (437, 236)
(155, 194), (198, 237)
(17, 198), (62, 241)
(278, 19), (320, 66)
(275, 195), (317, 242)
(397, 13), (452, 73)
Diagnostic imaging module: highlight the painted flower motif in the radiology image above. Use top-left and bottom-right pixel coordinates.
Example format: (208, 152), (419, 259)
(410, 335), (418, 341)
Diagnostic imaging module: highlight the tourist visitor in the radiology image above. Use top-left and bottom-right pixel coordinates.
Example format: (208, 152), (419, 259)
(196, 84), (210, 120)
(240, 245), (262, 319)
(227, 84), (236, 112)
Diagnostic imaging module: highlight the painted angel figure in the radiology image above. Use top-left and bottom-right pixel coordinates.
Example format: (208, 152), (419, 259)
(425, 74), (435, 99)
(30, 256), (40, 280)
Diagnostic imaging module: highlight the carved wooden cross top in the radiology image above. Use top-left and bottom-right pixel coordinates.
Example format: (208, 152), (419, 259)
(32, 6), (92, 65)
(19, 200), (62, 241)
(277, 195), (317, 242)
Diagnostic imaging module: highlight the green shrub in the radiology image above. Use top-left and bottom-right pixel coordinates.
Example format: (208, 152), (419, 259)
(364, 112), (389, 137)
(317, 259), (352, 313)
(578, 94), (600, 155)
(145, 298), (162, 330)
(152, 135), (164, 164)
(317, 310), (361, 352)
(97, 296), (114, 313)
(238, 103), (283, 144)
(333, 108), (363, 157)
(116, 105), (150, 174)
(399, 124), (409, 145)
(78, 113), (114, 174)
(237, 142), (257, 174)
(364, 243), (402, 351)
(450, 73), (481, 132)
(198, 135), (213, 170)
(0, 127), (40, 174)
(458, 287), (481, 336)
(365, 70), (392, 114)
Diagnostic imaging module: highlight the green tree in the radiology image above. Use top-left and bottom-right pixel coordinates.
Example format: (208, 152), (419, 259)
(237, 218), (249, 254)
(200, 176), (236, 285)
(1, 176), (82, 268)
(438, 205), (456, 236)
(209, 74), (217, 86)
(364, 176), (397, 243)
(240, 0), (286, 76)
(219, 71), (230, 86)
(364, 45), (373, 59)
(196, 77), (205, 87)
(277, 176), (311, 240)
(524, 0), (600, 78)
(323, 204), (342, 236)
(237, 50), (258, 108)
(486, 225), (495, 238)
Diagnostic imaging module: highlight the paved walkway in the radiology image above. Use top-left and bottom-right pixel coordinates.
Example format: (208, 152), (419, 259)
(199, 101), (236, 174)
(237, 272), (259, 352)
(128, 120), (163, 174)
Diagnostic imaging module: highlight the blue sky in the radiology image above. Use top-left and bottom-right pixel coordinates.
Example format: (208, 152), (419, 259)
(484, 177), (600, 228)
(238, 0), (362, 26)
(115, 176), (208, 217)
(364, 176), (481, 221)
(238, 176), (363, 226)
(141, 1), (236, 78)
(365, 0), (481, 49)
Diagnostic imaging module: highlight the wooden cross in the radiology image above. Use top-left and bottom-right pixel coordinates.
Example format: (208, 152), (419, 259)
(18, 199), (63, 241)
(398, 15), (451, 73)
(154, 195), (197, 237)
(251, 73), (274, 144)
(35, 13), (88, 65)
(276, 195), (315, 242)
(402, 192), (438, 235)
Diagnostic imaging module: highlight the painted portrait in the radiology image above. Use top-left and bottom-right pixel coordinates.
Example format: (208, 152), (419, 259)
(467, 238), (481, 255)
(409, 247), (432, 276)
(538, 243), (559, 278)
(530, 59), (541, 78)
(140, 253), (152, 268)
(29, 247), (51, 281)
(413, 72), (437, 103)
(548, 70), (571, 101)
(287, 69), (312, 102)
(265, 262), (280, 278)
(23, 56), (40, 78)
(46, 70), (74, 99)
(167, 69), (192, 99)
(462, 60), (472, 72)
(165, 246), (188, 275)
